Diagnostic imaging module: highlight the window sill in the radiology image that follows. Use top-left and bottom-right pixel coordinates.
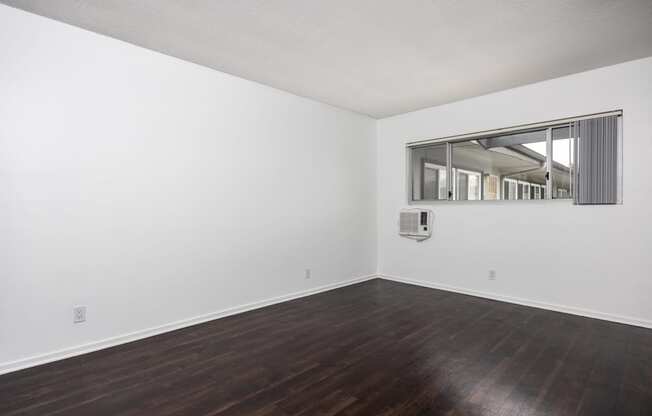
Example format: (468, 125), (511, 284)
(407, 198), (575, 206)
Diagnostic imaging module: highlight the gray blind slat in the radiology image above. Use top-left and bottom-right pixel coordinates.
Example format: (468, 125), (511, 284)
(573, 115), (619, 204)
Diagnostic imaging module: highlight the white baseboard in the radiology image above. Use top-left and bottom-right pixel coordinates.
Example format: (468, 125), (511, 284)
(379, 274), (652, 329)
(0, 274), (378, 376)
(5, 273), (646, 376)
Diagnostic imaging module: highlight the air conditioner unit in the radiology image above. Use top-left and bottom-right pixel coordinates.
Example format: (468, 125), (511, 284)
(399, 208), (433, 241)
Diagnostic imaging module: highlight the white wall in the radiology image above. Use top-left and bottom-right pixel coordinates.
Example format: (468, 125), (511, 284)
(377, 57), (652, 327)
(0, 5), (377, 370)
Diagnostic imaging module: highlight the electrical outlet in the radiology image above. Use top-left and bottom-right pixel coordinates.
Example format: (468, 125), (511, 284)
(488, 270), (496, 280)
(305, 269), (311, 279)
(73, 306), (86, 323)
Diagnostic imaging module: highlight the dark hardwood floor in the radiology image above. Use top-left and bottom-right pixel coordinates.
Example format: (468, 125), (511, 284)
(1, 279), (651, 415)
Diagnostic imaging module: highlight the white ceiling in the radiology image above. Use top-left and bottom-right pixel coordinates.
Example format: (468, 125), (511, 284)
(3, 0), (652, 118)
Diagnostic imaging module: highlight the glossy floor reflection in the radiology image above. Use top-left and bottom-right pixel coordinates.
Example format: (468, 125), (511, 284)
(1, 279), (651, 415)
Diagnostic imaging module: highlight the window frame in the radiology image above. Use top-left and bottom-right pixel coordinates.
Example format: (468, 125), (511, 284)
(406, 111), (622, 205)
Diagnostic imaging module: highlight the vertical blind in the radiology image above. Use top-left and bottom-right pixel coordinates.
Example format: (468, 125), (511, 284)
(573, 115), (620, 204)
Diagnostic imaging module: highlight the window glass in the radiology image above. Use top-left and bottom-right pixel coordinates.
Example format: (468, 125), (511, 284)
(551, 126), (574, 199)
(424, 162), (447, 200)
(407, 114), (620, 204)
(451, 129), (547, 200)
(454, 168), (481, 200)
(484, 175), (499, 200)
(410, 144), (447, 201)
(503, 179), (517, 200)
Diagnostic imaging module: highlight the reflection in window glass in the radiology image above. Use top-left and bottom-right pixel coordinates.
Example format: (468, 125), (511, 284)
(454, 169), (481, 200)
(468, 172), (480, 201)
(484, 175), (499, 200)
(530, 184), (543, 200)
(451, 130), (547, 200)
(503, 179), (517, 200)
(424, 162), (447, 200)
(552, 126), (574, 199)
(410, 144), (447, 201)
(521, 182), (531, 200)
(407, 114), (621, 204)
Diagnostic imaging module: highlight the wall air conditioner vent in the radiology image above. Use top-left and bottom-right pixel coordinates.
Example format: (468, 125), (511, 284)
(399, 208), (433, 241)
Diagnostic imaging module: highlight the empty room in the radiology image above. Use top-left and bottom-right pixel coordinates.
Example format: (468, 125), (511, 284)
(1, 1), (651, 415)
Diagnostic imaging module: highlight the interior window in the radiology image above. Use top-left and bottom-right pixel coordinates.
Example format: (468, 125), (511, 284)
(407, 113), (621, 204)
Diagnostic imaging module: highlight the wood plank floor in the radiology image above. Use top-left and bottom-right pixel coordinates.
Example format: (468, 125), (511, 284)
(1, 279), (651, 415)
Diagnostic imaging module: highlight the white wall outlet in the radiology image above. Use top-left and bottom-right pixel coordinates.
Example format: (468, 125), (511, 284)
(73, 306), (86, 323)
(488, 270), (496, 280)
(305, 269), (311, 279)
